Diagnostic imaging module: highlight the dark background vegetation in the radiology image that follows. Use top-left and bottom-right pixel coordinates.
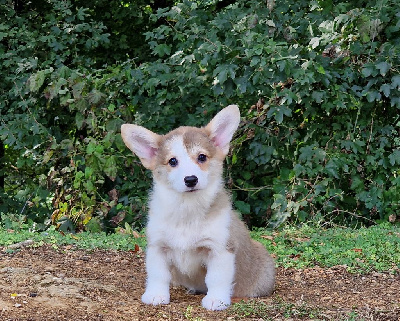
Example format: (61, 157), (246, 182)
(0, 0), (399, 232)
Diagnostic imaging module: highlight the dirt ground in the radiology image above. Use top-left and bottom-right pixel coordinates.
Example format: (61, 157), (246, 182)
(0, 244), (399, 321)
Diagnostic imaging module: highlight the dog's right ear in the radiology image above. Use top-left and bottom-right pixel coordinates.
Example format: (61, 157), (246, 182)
(121, 124), (160, 170)
(205, 104), (240, 156)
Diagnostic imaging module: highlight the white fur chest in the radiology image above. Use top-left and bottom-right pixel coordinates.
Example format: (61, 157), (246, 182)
(146, 184), (232, 275)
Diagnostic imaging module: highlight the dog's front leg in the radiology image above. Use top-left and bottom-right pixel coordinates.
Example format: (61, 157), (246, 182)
(141, 245), (171, 305)
(202, 250), (235, 311)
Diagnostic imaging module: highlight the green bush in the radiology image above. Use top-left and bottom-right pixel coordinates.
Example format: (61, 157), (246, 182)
(1, 0), (399, 231)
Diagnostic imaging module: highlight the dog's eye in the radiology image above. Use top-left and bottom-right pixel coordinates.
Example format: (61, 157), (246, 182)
(197, 154), (207, 163)
(168, 158), (178, 167)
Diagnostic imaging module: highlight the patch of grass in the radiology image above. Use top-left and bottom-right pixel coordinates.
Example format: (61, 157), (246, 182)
(230, 298), (323, 320)
(2, 223), (400, 274)
(183, 306), (204, 321)
(0, 226), (146, 251)
(343, 312), (364, 321)
(252, 223), (400, 273)
(230, 299), (385, 321)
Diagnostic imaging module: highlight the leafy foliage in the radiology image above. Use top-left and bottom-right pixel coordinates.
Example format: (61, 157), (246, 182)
(1, 0), (399, 231)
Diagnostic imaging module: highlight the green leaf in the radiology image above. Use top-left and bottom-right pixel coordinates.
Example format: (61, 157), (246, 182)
(83, 180), (95, 193)
(366, 90), (381, 102)
(242, 171), (252, 180)
(250, 56), (260, 67)
(316, 64), (325, 74)
(88, 89), (104, 105)
(231, 153), (237, 165)
(213, 64), (237, 85)
(391, 97), (400, 108)
(293, 164), (305, 176)
(153, 44), (171, 57)
(312, 91), (325, 103)
(106, 118), (123, 132)
(234, 77), (248, 94)
(42, 150), (54, 164)
(361, 64), (377, 77)
(310, 37), (320, 49)
(73, 171), (84, 189)
(375, 61), (391, 76)
(350, 175), (364, 191)
(324, 159), (339, 178)
(379, 84), (391, 97)
(29, 71), (46, 92)
(104, 156), (117, 181)
(0, 31), (7, 41)
(86, 142), (96, 155)
(72, 82), (85, 99)
(75, 112), (85, 130)
(392, 75), (400, 89)
(267, 106), (292, 124)
(271, 194), (287, 211)
(85, 167), (94, 179)
(234, 200), (251, 215)
(59, 92), (72, 106)
(388, 150), (400, 166)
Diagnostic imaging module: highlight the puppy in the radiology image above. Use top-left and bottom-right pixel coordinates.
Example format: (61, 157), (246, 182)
(121, 105), (275, 310)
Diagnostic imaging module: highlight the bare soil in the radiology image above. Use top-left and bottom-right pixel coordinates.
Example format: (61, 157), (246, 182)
(0, 245), (399, 320)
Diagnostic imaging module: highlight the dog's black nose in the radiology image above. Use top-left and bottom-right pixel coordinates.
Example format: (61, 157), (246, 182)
(184, 175), (198, 188)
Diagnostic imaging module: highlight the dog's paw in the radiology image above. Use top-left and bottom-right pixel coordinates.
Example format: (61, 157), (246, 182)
(141, 292), (170, 305)
(201, 295), (230, 311)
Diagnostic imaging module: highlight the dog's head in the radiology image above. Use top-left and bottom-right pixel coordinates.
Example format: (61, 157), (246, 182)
(121, 105), (240, 194)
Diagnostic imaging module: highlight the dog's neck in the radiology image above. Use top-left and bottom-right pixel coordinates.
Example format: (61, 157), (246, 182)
(149, 179), (229, 223)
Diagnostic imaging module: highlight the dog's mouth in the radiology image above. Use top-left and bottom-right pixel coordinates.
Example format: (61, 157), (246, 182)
(185, 188), (199, 193)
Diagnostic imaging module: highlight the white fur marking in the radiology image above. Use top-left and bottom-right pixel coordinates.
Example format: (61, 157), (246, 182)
(167, 137), (209, 193)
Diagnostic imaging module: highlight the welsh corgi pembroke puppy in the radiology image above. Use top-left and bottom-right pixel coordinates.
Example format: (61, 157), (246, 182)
(121, 105), (275, 311)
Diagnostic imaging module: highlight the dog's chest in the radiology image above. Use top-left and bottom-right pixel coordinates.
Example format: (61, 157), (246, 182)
(147, 208), (231, 274)
(168, 246), (207, 276)
(166, 221), (228, 275)
(152, 213), (229, 248)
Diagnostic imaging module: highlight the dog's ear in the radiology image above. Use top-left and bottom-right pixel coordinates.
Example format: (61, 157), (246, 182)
(121, 124), (160, 170)
(206, 104), (240, 155)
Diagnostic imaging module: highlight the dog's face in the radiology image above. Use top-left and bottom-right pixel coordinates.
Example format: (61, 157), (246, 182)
(121, 105), (240, 194)
(153, 127), (220, 193)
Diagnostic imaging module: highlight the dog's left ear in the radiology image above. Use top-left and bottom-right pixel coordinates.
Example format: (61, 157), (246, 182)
(205, 105), (240, 155)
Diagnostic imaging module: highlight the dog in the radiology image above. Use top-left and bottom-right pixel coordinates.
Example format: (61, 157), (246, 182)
(121, 105), (275, 311)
